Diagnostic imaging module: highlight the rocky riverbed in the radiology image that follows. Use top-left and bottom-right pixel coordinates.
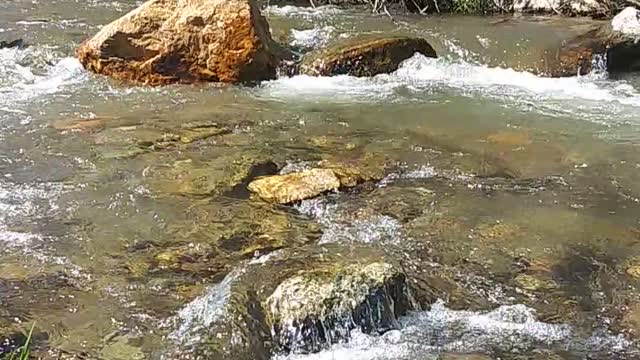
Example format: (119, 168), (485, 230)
(2, 0), (640, 359)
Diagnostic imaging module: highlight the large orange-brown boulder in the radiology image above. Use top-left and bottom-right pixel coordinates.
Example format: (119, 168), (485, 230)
(77, 0), (283, 85)
(299, 37), (437, 77)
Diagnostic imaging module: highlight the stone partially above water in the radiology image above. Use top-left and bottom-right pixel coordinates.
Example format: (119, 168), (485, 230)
(77, 0), (283, 85)
(267, 261), (409, 352)
(299, 37), (437, 77)
(612, 7), (640, 35)
(538, 24), (640, 76)
(248, 168), (341, 204)
(165, 246), (412, 359)
(248, 157), (388, 204)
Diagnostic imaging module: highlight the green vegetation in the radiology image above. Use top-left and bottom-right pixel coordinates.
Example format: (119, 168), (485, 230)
(310, 0), (512, 15)
(2, 323), (35, 360)
(446, 0), (509, 14)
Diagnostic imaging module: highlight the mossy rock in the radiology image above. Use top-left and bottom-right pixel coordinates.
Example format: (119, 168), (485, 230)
(299, 37), (437, 77)
(90, 123), (230, 160)
(164, 245), (413, 359)
(149, 155), (277, 196)
(266, 261), (409, 352)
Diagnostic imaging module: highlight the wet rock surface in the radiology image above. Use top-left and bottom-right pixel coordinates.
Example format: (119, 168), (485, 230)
(77, 0), (284, 85)
(165, 246), (413, 359)
(249, 168), (341, 204)
(299, 37), (437, 77)
(537, 20), (640, 76)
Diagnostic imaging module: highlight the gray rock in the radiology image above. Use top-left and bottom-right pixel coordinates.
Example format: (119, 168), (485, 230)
(612, 7), (640, 36)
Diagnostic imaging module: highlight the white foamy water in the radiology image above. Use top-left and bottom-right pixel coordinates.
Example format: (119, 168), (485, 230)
(169, 267), (245, 343)
(276, 300), (634, 360)
(393, 55), (639, 105)
(265, 5), (344, 19)
(295, 198), (406, 245)
(0, 181), (69, 250)
(260, 74), (401, 101)
(259, 54), (640, 124)
(290, 26), (336, 48)
(0, 47), (86, 109)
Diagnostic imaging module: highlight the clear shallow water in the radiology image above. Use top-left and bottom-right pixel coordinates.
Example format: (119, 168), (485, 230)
(1, 1), (640, 359)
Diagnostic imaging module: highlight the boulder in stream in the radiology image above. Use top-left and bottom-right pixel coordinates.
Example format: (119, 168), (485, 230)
(299, 37), (437, 77)
(607, 9), (640, 73)
(77, 0), (284, 85)
(539, 22), (640, 76)
(612, 6), (640, 35)
(165, 245), (412, 359)
(267, 261), (407, 352)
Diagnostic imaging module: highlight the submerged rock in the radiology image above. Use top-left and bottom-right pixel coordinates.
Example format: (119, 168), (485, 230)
(299, 37), (437, 77)
(150, 156), (277, 196)
(77, 0), (283, 85)
(248, 168), (341, 204)
(514, 273), (558, 291)
(52, 117), (110, 132)
(248, 156), (388, 204)
(99, 335), (146, 360)
(319, 156), (387, 187)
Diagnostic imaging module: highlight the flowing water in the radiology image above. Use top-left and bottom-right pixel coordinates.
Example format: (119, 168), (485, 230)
(2, 1), (640, 359)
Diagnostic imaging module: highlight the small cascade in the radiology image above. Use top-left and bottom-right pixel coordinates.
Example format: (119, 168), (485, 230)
(0, 46), (85, 109)
(592, 52), (609, 74)
(276, 300), (640, 360)
(270, 270), (415, 354)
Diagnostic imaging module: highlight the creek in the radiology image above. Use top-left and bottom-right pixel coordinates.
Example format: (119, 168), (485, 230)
(1, 1), (640, 359)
